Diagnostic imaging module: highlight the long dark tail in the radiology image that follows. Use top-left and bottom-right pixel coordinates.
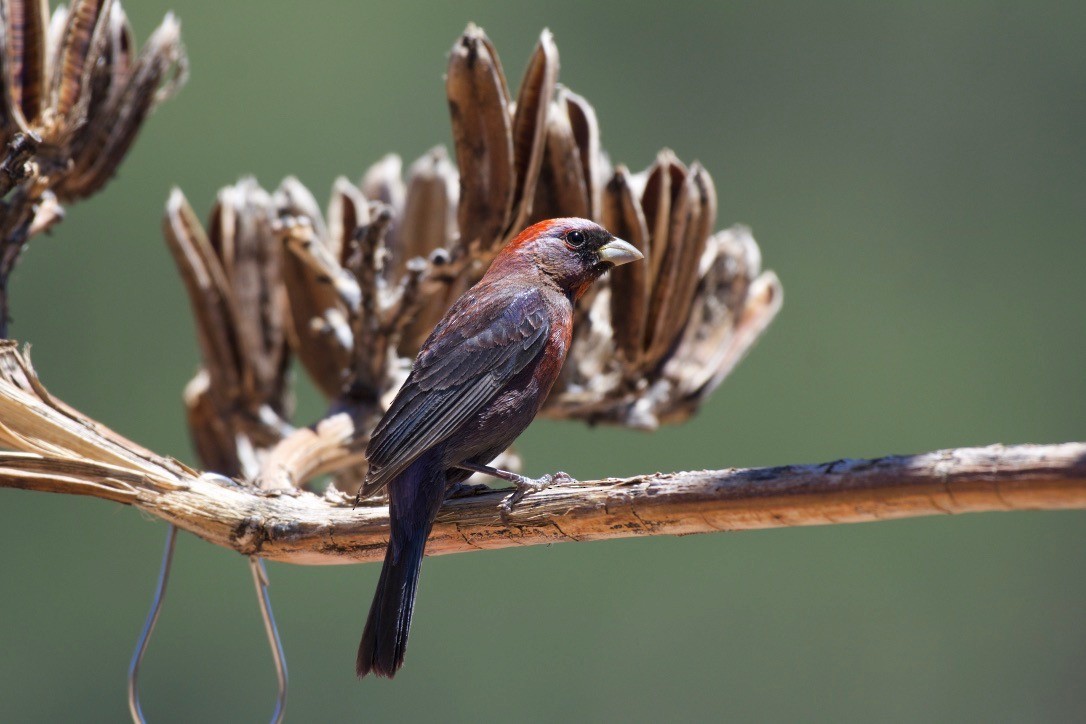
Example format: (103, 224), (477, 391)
(356, 454), (446, 678)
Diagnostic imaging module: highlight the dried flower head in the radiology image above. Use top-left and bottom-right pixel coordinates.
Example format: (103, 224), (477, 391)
(1, 0), (187, 197)
(166, 25), (781, 491)
(0, 0), (186, 333)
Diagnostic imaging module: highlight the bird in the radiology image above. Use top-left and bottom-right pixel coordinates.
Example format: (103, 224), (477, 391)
(355, 217), (643, 678)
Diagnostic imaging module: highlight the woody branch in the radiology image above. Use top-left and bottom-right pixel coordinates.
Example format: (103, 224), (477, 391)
(1, 343), (1082, 565)
(4, 443), (1084, 567)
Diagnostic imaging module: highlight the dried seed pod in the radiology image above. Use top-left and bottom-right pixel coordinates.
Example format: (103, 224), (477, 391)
(360, 154), (403, 255)
(57, 11), (186, 199)
(670, 166), (717, 328)
(506, 28), (558, 237)
(397, 147), (458, 353)
(602, 165), (649, 364)
(543, 218), (780, 427)
(47, 0), (112, 135)
(326, 175), (367, 264)
(446, 23), (513, 253)
(42, 3), (65, 83)
(662, 227), (782, 419)
(210, 179), (287, 407)
(102, 2), (133, 104)
(643, 162), (716, 369)
(639, 150), (684, 285)
(0, 10), (15, 142)
(5, 0), (49, 126)
(361, 153), (404, 210)
(276, 175), (328, 241)
(75, 0), (128, 137)
(394, 145), (456, 279)
(562, 86), (602, 221)
(171, 174), (296, 479)
(163, 187), (243, 396)
(164, 182), (292, 440)
(184, 369), (246, 477)
(529, 94), (588, 224)
(279, 213), (356, 398)
(270, 174), (434, 404)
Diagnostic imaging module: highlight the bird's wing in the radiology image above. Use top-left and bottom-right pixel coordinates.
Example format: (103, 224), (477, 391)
(359, 287), (551, 498)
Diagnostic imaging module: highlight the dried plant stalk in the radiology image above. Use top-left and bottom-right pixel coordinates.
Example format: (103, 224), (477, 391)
(1, 343), (1083, 565)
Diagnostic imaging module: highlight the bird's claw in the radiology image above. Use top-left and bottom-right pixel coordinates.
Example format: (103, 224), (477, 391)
(498, 471), (576, 517)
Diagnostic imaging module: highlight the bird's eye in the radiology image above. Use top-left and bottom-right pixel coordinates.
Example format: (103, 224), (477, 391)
(566, 230), (586, 248)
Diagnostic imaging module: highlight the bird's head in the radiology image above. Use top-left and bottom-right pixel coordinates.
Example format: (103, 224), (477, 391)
(490, 218), (643, 300)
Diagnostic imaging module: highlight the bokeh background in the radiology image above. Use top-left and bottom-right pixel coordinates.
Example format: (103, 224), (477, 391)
(2, 1), (1084, 721)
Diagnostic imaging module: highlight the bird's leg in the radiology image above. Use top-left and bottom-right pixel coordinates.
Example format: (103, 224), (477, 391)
(455, 462), (576, 514)
(443, 481), (492, 500)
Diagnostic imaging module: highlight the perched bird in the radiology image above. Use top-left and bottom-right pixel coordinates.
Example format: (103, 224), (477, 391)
(355, 217), (642, 678)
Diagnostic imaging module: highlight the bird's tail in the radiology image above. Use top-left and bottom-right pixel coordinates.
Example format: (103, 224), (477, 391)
(356, 531), (426, 678)
(356, 455), (445, 678)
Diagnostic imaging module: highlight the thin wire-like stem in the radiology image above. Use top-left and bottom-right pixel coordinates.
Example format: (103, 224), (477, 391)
(126, 479), (289, 723)
(127, 525), (178, 724)
(249, 557), (288, 724)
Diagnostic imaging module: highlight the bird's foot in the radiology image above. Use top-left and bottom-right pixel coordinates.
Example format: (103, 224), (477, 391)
(498, 471), (576, 516)
(451, 461), (576, 517)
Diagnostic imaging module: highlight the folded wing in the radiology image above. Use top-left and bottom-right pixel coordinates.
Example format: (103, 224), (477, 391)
(360, 287), (550, 498)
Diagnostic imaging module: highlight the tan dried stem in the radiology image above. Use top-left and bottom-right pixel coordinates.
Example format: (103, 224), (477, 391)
(1, 343), (1083, 566)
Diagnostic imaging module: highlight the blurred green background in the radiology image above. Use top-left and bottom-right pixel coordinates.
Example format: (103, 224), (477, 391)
(2, 1), (1085, 721)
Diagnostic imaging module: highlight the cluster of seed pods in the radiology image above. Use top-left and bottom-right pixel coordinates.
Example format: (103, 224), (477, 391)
(0, 0), (186, 331)
(164, 25), (781, 491)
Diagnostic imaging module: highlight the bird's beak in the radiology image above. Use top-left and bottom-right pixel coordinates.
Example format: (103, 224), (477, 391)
(597, 238), (643, 267)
